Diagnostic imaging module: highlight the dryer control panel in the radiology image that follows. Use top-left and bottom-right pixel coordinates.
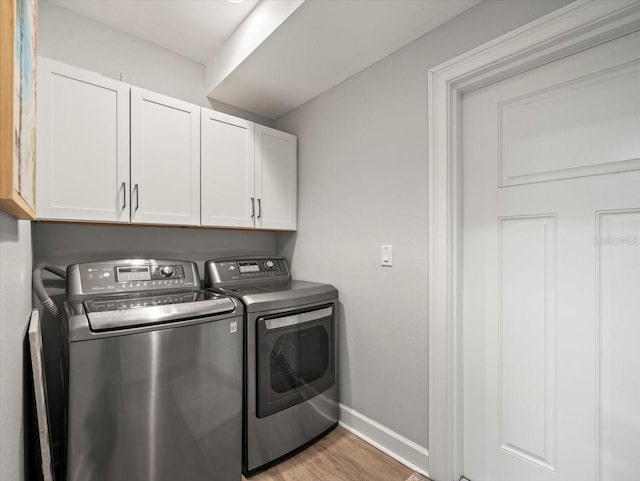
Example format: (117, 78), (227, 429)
(205, 257), (290, 285)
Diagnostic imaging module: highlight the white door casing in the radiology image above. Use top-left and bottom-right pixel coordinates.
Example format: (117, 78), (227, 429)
(427, 2), (640, 481)
(37, 58), (130, 222)
(201, 109), (255, 228)
(255, 124), (297, 231)
(130, 87), (200, 226)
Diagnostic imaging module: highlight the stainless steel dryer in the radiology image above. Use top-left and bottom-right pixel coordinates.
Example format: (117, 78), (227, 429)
(205, 256), (338, 475)
(63, 259), (243, 481)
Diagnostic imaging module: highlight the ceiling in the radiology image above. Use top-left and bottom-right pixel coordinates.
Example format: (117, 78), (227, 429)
(48, 0), (481, 119)
(48, 0), (260, 63)
(210, 0), (480, 118)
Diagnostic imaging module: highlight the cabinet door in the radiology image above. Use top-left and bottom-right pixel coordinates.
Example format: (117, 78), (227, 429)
(131, 87), (200, 226)
(255, 125), (297, 230)
(201, 109), (255, 228)
(37, 58), (130, 222)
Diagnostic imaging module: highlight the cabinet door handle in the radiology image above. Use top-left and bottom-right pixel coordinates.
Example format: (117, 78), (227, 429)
(121, 182), (126, 210)
(134, 184), (139, 211)
(257, 198), (262, 220)
(250, 197), (255, 219)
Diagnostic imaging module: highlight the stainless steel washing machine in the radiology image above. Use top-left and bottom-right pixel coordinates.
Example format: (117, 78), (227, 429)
(63, 259), (243, 481)
(205, 256), (339, 476)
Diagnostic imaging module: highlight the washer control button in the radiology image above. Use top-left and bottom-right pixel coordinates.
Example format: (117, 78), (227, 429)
(160, 266), (175, 278)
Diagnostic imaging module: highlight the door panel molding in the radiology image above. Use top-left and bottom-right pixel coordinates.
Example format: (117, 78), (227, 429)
(595, 208), (640, 481)
(427, 2), (640, 480)
(498, 59), (640, 187)
(497, 215), (557, 473)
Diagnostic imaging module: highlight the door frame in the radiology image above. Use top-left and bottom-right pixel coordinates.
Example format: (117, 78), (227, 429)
(427, 2), (640, 480)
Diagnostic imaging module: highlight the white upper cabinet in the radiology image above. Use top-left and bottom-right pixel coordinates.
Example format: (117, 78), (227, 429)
(36, 60), (297, 230)
(201, 109), (255, 228)
(201, 113), (298, 231)
(255, 125), (297, 230)
(130, 87), (201, 226)
(37, 58), (130, 222)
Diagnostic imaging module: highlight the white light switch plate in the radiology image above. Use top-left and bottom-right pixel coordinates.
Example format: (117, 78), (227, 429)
(381, 245), (392, 267)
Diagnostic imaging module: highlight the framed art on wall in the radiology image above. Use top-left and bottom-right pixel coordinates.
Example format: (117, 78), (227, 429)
(1, 0), (37, 220)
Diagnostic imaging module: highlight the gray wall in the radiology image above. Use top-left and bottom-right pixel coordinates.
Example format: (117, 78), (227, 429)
(0, 213), (33, 481)
(276, 0), (572, 449)
(38, 0), (275, 126)
(32, 222), (276, 274)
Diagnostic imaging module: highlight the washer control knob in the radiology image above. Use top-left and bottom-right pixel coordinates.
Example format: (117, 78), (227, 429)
(160, 265), (175, 278)
(265, 260), (275, 269)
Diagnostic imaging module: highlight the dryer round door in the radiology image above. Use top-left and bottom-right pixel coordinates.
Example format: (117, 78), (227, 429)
(256, 304), (336, 418)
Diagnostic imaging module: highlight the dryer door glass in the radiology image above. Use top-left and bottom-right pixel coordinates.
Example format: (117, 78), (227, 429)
(256, 304), (335, 418)
(270, 325), (329, 393)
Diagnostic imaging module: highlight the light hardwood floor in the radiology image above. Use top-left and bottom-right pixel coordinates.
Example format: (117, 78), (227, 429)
(242, 426), (415, 481)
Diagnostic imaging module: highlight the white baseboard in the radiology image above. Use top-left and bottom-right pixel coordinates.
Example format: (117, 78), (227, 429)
(338, 403), (429, 477)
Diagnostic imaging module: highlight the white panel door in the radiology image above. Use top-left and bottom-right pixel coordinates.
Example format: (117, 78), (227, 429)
(130, 87), (200, 226)
(201, 109), (255, 228)
(37, 58), (130, 222)
(462, 31), (640, 481)
(255, 125), (297, 230)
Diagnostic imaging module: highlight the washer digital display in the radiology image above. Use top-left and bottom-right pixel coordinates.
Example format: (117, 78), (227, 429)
(116, 266), (151, 282)
(238, 261), (260, 273)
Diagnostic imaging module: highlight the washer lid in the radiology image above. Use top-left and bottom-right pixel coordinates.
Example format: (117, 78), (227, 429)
(83, 290), (236, 331)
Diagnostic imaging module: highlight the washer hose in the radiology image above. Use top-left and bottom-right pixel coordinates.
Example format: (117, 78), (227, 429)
(33, 264), (67, 321)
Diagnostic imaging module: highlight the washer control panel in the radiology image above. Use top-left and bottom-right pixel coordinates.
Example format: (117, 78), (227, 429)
(206, 257), (290, 285)
(115, 264), (185, 283)
(67, 260), (199, 296)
